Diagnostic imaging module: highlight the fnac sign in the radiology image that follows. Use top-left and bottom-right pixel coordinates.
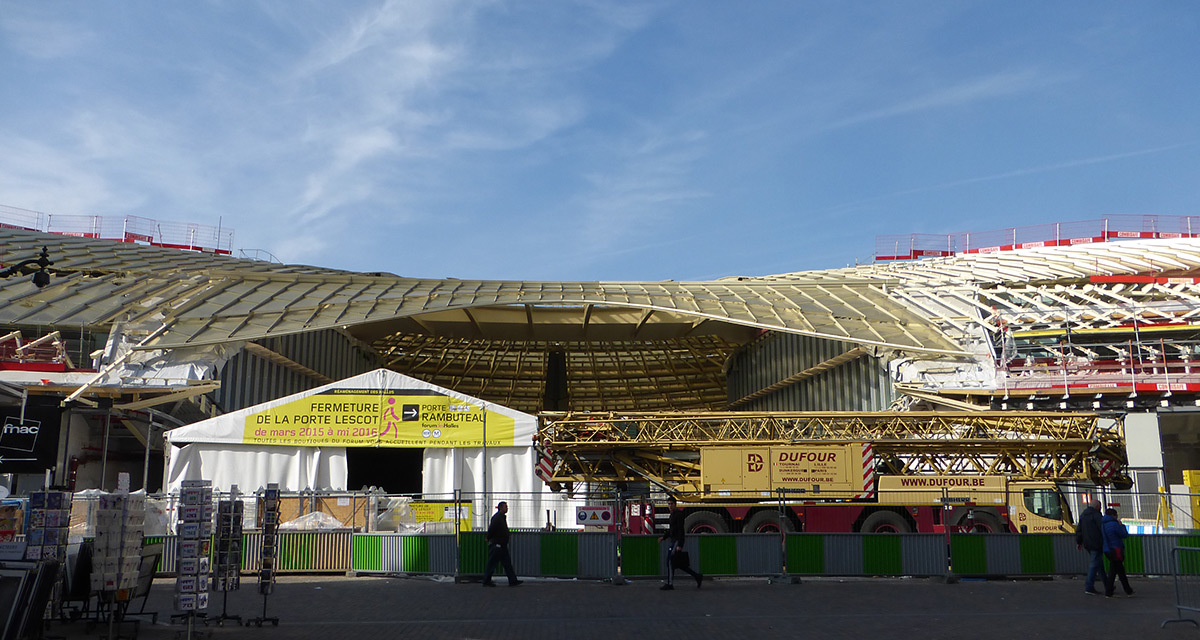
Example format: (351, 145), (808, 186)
(0, 418), (40, 453)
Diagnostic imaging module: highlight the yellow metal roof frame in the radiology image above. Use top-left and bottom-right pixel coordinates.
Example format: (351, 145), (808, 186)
(1, 227), (966, 412)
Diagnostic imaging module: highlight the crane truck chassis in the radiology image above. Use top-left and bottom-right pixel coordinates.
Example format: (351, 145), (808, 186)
(535, 411), (1130, 535)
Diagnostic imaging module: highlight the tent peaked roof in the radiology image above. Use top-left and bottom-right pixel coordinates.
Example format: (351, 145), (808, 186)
(164, 368), (536, 446)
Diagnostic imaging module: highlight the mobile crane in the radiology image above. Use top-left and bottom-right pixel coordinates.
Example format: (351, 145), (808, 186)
(535, 411), (1129, 534)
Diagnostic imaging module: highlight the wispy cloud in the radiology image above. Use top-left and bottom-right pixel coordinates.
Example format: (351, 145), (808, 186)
(896, 142), (1198, 194)
(575, 129), (711, 255)
(0, 12), (95, 59)
(818, 141), (1199, 219)
(823, 69), (1050, 132)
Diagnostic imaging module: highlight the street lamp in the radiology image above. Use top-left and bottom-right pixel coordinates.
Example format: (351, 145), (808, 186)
(0, 246), (53, 288)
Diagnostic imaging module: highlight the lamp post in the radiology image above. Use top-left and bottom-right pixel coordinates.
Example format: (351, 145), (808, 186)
(0, 246), (53, 288)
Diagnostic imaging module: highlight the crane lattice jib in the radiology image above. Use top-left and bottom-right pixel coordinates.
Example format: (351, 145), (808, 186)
(536, 411), (1127, 491)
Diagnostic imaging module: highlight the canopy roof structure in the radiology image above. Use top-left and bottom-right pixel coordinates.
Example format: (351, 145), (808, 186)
(0, 227), (961, 412)
(8, 227), (1200, 413)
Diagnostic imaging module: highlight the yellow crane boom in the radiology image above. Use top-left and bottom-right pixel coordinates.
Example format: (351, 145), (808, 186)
(536, 411), (1129, 497)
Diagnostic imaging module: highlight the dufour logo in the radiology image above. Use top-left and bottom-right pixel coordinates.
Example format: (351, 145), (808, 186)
(747, 452), (764, 473)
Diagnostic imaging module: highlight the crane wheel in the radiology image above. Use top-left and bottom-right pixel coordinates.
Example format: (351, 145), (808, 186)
(683, 511), (728, 534)
(860, 510), (911, 534)
(743, 511), (796, 534)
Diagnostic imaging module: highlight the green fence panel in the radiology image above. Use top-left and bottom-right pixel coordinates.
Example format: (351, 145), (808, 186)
(1018, 535), (1055, 574)
(863, 535), (902, 575)
(352, 535), (381, 572)
(143, 536), (167, 573)
(950, 535), (987, 575)
(1177, 535), (1200, 575)
(786, 535), (824, 575)
(696, 536), (738, 575)
(403, 536), (431, 573)
(620, 536), (661, 577)
(1122, 536), (1143, 575)
(281, 533), (314, 571)
(539, 533), (578, 576)
(459, 532), (487, 574)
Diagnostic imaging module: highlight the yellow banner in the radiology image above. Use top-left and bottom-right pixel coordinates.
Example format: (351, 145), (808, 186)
(243, 389), (516, 448)
(411, 501), (472, 530)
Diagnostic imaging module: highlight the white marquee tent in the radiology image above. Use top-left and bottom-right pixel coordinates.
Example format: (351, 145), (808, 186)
(164, 369), (575, 528)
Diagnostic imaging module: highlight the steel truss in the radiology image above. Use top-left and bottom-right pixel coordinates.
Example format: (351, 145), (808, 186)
(537, 411), (1127, 497)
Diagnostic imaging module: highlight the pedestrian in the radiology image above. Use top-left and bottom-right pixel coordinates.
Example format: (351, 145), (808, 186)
(482, 501), (522, 587)
(659, 496), (703, 590)
(1075, 498), (1107, 595)
(1102, 508), (1134, 597)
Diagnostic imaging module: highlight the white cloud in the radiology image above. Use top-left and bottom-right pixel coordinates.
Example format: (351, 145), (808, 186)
(575, 129), (711, 255)
(265, 0), (648, 239)
(823, 69), (1050, 132)
(0, 137), (121, 217)
(0, 12), (95, 59)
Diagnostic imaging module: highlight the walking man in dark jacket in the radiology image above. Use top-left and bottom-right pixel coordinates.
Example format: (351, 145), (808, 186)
(482, 501), (522, 587)
(1075, 498), (1107, 595)
(1102, 508), (1134, 597)
(659, 496), (703, 590)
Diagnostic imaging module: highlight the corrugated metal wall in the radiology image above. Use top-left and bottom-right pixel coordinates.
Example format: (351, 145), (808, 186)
(214, 329), (377, 412)
(725, 333), (894, 411)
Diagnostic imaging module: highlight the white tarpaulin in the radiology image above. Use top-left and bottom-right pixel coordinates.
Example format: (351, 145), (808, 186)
(165, 443), (347, 493)
(163, 369), (558, 518)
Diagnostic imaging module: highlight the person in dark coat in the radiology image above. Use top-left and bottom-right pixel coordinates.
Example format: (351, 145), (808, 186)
(482, 501), (522, 587)
(1102, 508), (1134, 597)
(1075, 498), (1107, 595)
(659, 496), (703, 590)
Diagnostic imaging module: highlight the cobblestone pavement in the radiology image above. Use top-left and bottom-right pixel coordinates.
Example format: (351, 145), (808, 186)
(45, 573), (1200, 640)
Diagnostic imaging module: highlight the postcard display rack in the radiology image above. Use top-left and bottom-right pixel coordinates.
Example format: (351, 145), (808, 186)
(91, 491), (146, 600)
(0, 503), (19, 543)
(247, 484), (280, 627)
(23, 490), (72, 616)
(174, 480), (213, 629)
(211, 488), (244, 625)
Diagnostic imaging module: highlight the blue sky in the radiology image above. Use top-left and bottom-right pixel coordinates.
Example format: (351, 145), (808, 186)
(1, 1), (1197, 280)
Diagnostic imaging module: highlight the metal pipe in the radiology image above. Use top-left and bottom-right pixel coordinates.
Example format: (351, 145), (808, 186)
(100, 410), (111, 491)
(143, 422), (157, 491)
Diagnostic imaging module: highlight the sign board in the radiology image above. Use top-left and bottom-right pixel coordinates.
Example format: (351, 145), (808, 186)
(877, 475), (1008, 506)
(576, 506), (615, 528)
(411, 501), (472, 531)
(700, 444), (865, 495)
(0, 542), (27, 561)
(0, 397), (62, 474)
(242, 389), (517, 448)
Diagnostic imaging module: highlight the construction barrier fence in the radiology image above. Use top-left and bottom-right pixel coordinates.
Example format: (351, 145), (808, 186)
(139, 532), (1200, 580)
(1163, 546), (1200, 629)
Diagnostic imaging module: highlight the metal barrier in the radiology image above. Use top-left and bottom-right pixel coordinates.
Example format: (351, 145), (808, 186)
(140, 531), (1200, 581)
(1162, 546), (1200, 628)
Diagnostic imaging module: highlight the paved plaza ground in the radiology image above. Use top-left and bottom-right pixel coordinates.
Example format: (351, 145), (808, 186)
(47, 572), (1200, 639)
